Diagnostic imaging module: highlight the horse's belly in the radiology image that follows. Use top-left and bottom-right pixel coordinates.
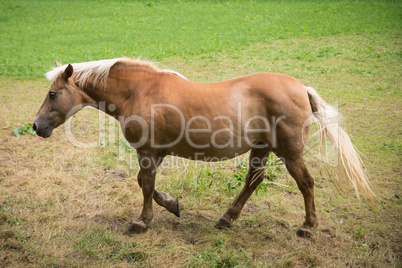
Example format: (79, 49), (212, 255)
(166, 144), (252, 162)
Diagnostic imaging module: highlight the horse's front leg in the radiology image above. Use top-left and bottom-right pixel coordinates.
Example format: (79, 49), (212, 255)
(137, 171), (180, 217)
(128, 151), (160, 234)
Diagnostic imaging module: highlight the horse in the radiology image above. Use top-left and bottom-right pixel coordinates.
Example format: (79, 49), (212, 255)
(33, 58), (374, 237)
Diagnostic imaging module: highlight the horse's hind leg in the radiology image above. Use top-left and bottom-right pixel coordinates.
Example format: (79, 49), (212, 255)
(137, 170), (180, 217)
(216, 146), (271, 229)
(284, 157), (318, 237)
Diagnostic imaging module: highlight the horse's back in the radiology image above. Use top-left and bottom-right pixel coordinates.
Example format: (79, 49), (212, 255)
(174, 72), (311, 120)
(152, 72), (313, 158)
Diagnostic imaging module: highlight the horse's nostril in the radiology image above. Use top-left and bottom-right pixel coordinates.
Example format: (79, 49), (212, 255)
(32, 123), (37, 131)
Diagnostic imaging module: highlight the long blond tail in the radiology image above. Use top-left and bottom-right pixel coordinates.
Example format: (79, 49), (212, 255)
(305, 86), (375, 201)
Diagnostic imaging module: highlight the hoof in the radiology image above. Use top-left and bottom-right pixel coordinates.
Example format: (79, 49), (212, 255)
(215, 218), (232, 229)
(296, 226), (313, 238)
(169, 199), (180, 218)
(127, 221), (147, 234)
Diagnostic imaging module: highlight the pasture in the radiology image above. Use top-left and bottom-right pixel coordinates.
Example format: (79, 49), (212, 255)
(0, 0), (401, 267)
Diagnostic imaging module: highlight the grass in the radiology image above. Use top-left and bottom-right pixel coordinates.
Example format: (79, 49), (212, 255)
(0, 0), (401, 267)
(0, 0), (400, 78)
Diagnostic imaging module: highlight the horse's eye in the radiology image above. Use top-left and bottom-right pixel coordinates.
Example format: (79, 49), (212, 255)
(49, 91), (57, 99)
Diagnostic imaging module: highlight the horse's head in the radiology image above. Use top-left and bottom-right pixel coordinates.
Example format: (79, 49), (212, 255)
(33, 63), (96, 138)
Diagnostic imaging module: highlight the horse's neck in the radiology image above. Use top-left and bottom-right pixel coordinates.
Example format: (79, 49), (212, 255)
(80, 72), (153, 118)
(77, 82), (121, 118)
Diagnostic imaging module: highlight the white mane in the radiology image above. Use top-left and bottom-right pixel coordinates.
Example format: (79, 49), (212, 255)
(44, 58), (186, 88)
(46, 58), (129, 88)
(162, 69), (188, 80)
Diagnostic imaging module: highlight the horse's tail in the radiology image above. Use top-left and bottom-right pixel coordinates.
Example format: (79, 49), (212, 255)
(305, 86), (375, 201)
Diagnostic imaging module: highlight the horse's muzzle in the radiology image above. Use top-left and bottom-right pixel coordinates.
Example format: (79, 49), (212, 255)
(33, 120), (53, 138)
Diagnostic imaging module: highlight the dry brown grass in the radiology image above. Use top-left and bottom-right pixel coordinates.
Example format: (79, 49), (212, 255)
(0, 34), (401, 267)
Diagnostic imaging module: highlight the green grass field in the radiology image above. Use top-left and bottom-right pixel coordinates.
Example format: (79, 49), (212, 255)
(1, 0), (401, 267)
(1, 0), (400, 78)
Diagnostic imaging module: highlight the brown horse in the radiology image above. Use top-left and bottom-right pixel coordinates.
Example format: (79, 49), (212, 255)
(33, 58), (374, 237)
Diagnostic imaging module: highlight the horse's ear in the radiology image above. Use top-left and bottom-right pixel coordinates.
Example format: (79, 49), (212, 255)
(55, 61), (62, 67)
(63, 64), (73, 80)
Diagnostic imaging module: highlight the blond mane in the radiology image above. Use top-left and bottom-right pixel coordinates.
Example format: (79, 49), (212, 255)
(45, 58), (163, 88)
